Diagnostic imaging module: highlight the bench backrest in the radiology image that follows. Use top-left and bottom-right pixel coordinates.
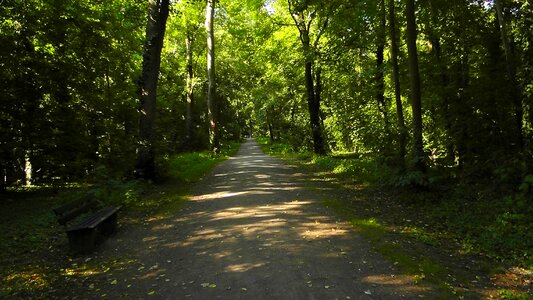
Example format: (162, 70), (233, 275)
(53, 195), (99, 226)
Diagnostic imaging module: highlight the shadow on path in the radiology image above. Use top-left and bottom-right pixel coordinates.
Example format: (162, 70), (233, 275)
(58, 139), (434, 299)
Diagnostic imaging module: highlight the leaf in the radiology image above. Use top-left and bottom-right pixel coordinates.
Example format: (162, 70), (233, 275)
(147, 290), (155, 295)
(201, 282), (210, 287)
(208, 283), (217, 288)
(364, 290), (372, 295)
(110, 279), (117, 285)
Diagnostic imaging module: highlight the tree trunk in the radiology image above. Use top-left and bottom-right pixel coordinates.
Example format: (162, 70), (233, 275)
(315, 66), (328, 149)
(267, 113), (274, 144)
(428, 0), (455, 164)
(376, 0), (391, 152)
(302, 37), (325, 155)
(206, 0), (220, 153)
(495, 0), (524, 150)
(305, 60), (325, 155)
(185, 30), (195, 149)
(405, 0), (425, 172)
(388, 0), (407, 167)
(136, 0), (170, 180)
(455, 51), (470, 170)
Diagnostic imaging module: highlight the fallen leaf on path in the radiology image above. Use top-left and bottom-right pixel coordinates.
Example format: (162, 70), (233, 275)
(147, 290), (155, 295)
(201, 282), (217, 288)
(241, 287), (247, 291)
(364, 290), (372, 295)
(110, 279), (117, 285)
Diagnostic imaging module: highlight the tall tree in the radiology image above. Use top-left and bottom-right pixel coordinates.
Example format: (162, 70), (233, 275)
(136, 0), (170, 179)
(375, 0), (390, 152)
(495, 0), (525, 149)
(426, 0), (455, 164)
(185, 30), (196, 148)
(388, 0), (407, 167)
(206, 0), (220, 153)
(287, 0), (329, 155)
(405, 0), (425, 171)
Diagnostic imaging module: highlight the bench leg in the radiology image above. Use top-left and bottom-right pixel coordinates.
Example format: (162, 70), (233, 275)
(67, 228), (97, 254)
(99, 212), (118, 236)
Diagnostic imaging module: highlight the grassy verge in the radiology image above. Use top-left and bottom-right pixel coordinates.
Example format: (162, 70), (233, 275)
(257, 137), (532, 299)
(0, 140), (242, 298)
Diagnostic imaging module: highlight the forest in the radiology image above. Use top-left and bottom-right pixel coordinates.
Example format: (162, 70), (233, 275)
(1, 0), (532, 297)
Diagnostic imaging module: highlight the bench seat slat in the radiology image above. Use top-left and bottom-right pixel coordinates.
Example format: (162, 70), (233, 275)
(54, 198), (98, 225)
(67, 206), (122, 232)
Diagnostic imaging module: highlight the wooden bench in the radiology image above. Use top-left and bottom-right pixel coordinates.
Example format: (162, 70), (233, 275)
(53, 196), (122, 253)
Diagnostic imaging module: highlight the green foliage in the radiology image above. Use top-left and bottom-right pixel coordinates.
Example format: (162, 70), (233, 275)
(391, 170), (429, 188)
(166, 152), (223, 183)
(498, 289), (530, 300)
(158, 140), (242, 183)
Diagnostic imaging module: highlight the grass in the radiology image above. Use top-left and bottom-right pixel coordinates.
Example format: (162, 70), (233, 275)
(257, 137), (532, 299)
(256, 137), (394, 185)
(0, 140), (242, 298)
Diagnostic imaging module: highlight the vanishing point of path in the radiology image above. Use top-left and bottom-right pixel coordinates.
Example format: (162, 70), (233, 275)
(62, 139), (431, 299)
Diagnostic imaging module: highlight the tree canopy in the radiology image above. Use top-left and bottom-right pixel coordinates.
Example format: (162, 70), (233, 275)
(1, 0), (532, 188)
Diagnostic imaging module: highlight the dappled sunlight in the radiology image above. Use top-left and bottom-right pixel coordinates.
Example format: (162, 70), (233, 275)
(189, 191), (253, 201)
(139, 268), (167, 280)
(361, 275), (431, 293)
(152, 223), (174, 230)
(6, 270), (48, 290)
(299, 223), (349, 239)
(254, 174), (271, 179)
(142, 236), (159, 242)
(224, 262), (266, 273)
(214, 170), (257, 177)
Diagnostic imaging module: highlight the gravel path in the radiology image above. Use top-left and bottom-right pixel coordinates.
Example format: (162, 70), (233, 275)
(67, 139), (430, 299)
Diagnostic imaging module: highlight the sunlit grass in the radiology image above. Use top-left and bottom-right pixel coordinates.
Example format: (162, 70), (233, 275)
(256, 137), (392, 185)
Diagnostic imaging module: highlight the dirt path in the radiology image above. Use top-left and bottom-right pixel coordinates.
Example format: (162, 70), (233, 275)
(59, 140), (432, 299)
